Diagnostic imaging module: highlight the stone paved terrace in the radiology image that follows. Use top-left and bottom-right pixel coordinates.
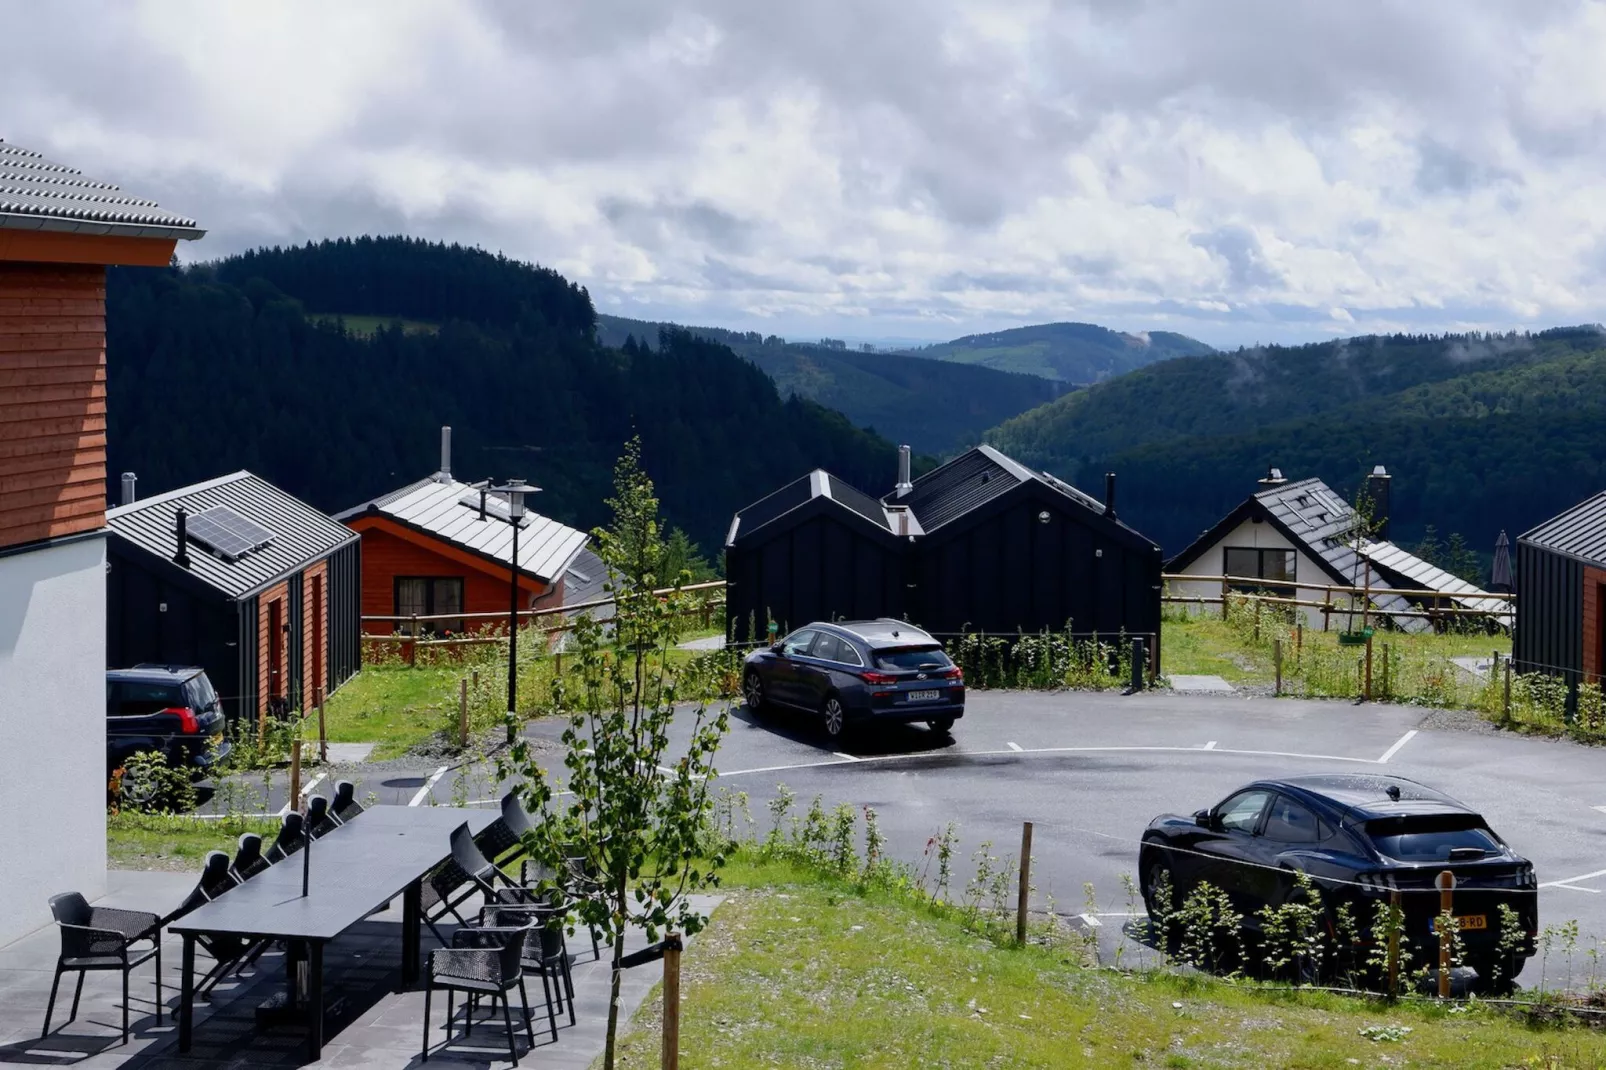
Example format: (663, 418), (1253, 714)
(0, 870), (712, 1068)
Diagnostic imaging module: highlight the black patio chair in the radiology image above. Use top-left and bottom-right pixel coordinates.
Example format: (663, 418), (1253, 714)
(331, 780), (364, 822)
(473, 791), (534, 871)
(422, 924), (536, 1065)
(264, 811), (305, 864)
(421, 823), (509, 943)
(41, 892), (162, 1045)
(230, 833), (269, 882)
(306, 795), (340, 838)
(479, 905), (574, 1041)
(164, 852), (260, 1000)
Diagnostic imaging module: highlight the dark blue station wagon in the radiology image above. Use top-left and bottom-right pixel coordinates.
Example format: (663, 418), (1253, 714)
(742, 619), (965, 739)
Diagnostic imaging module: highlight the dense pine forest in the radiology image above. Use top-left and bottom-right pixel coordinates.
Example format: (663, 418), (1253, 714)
(106, 238), (906, 556)
(987, 327), (1606, 554)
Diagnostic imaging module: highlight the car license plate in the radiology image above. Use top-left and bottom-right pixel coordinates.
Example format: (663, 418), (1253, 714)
(908, 689), (941, 702)
(1431, 914), (1487, 932)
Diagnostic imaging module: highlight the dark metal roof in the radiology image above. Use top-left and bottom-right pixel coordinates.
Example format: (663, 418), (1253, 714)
(890, 446), (1021, 531)
(727, 470), (893, 546)
(561, 547), (615, 621)
(108, 471), (357, 599)
(1520, 491), (1606, 567)
(0, 139), (205, 240)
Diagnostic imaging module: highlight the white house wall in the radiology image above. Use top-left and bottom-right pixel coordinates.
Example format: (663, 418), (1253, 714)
(1169, 517), (1339, 630)
(0, 536), (107, 946)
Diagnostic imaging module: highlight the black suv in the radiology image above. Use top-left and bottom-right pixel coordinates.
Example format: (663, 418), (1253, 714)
(107, 665), (231, 787)
(742, 619), (965, 738)
(1139, 774), (1537, 988)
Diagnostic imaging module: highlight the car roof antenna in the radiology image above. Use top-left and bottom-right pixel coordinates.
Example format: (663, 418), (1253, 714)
(1385, 784), (1401, 801)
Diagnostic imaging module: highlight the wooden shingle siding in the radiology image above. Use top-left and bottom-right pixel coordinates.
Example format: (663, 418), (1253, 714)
(0, 262), (107, 550)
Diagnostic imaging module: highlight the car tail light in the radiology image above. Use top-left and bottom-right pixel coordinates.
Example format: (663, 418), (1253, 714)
(860, 670), (898, 685)
(164, 706), (201, 734)
(941, 666), (963, 681)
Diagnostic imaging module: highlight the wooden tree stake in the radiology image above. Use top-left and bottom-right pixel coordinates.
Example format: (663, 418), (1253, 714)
(317, 704), (328, 764)
(1437, 870), (1456, 998)
(1387, 889), (1401, 1000)
(1364, 636), (1374, 702)
(289, 738), (303, 807)
(459, 677), (470, 749)
(1017, 821), (1034, 946)
(662, 933), (683, 1070)
(1273, 639), (1283, 696)
(1503, 659), (1513, 722)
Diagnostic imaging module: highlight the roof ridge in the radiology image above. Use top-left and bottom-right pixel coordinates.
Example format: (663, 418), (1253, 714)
(107, 471), (252, 516)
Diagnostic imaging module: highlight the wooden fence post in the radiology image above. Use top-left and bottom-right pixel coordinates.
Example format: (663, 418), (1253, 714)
(1381, 643), (1390, 701)
(662, 933), (683, 1070)
(1322, 598), (1332, 632)
(317, 704), (328, 764)
(1364, 636), (1374, 702)
(1436, 871), (1456, 998)
(1220, 577), (1229, 620)
(1387, 888), (1402, 1001)
(289, 738), (302, 809)
(1274, 639), (1283, 696)
(1017, 821), (1033, 946)
(1253, 600), (1261, 641)
(472, 669), (480, 692)
(459, 678), (470, 749)
(1295, 622), (1303, 664)
(1504, 659), (1514, 723)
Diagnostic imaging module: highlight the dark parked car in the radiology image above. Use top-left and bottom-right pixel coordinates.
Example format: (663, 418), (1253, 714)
(108, 665), (231, 799)
(742, 620), (964, 738)
(1138, 774), (1537, 987)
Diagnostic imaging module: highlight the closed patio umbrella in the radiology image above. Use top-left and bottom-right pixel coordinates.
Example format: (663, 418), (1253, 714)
(1491, 530), (1513, 592)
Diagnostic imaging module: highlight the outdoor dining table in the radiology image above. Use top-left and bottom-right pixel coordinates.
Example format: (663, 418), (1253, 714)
(169, 805), (497, 1059)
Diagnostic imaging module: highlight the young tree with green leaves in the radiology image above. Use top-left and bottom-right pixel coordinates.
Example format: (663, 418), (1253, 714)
(500, 437), (733, 1068)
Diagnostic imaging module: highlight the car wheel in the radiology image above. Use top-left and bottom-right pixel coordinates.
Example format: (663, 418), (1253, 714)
(1467, 953), (1522, 995)
(822, 695), (847, 739)
(119, 764), (160, 810)
(927, 716), (956, 735)
(743, 670), (768, 714)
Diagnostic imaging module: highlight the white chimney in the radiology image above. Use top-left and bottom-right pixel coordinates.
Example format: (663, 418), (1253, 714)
(895, 444), (913, 498)
(120, 472), (137, 506)
(888, 505), (909, 537)
(438, 426), (452, 482)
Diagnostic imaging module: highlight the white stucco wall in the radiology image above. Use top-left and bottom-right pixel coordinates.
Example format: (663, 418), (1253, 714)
(1169, 517), (1337, 629)
(0, 535), (106, 946)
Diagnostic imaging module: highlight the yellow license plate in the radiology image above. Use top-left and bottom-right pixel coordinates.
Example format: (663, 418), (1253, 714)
(1433, 914), (1487, 932)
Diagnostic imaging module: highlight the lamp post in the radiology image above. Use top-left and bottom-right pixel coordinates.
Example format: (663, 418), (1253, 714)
(489, 479), (539, 744)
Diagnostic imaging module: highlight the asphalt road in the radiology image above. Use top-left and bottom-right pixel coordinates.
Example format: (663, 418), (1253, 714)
(206, 689), (1606, 989)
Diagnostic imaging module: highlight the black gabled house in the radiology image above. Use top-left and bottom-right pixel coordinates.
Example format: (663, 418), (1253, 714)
(725, 444), (1164, 652)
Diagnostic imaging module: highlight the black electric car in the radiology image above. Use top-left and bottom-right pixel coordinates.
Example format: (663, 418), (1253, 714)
(741, 620), (964, 738)
(1138, 774), (1537, 987)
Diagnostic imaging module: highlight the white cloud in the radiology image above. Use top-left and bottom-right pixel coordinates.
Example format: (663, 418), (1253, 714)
(1, 0), (1603, 346)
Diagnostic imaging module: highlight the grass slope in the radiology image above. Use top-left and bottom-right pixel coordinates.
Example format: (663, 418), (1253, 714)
(306, 312), (440, 338)
(597, 313), (1059, 455)
(902, 321), (1214, 383)
(610, 856), (1604, 1069)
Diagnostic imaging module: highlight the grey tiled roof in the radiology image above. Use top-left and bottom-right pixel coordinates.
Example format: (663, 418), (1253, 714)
(0, 138), (204, 239)
(1520, 491), (1606, 566)
(109, 472), (357, 599)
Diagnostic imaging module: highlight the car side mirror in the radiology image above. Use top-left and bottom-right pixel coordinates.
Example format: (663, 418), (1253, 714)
(1193, 808), (1213, 828)
(770, 643), (785, 655)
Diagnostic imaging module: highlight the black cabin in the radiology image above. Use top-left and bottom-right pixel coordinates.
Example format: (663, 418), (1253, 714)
(726, 445), (1163, 652)
(1515, 491), (1606, 688)
(107, 471), (361, 724)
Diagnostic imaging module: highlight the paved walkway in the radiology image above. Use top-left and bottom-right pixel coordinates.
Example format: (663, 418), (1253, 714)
(1166, 674), (1236, 693)
(0, 870), (716, 1068)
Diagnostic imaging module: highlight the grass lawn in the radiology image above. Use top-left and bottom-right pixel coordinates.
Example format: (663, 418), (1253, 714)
(609, 855), (1606, 1069)
(109, 812), (280, 871)
(321, 663), (470, 759)
(307, 313), (439, 338)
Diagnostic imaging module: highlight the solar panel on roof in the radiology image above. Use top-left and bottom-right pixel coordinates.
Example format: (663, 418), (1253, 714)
(187, 506), (275, 561)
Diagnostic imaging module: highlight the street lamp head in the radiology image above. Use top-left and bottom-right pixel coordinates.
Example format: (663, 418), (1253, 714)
(489, 478), (541, 521)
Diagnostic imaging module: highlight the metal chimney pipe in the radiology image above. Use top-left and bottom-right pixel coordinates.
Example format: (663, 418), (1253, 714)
(120, 472), (137, 506)
(174, 508), (191, 567)
(439, 426), (452, 482)
(895, 445), (913, 498)
(1104, 472), (1117, 519)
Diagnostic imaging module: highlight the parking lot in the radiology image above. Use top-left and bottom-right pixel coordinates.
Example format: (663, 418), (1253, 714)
(222, 688), (1606, 989)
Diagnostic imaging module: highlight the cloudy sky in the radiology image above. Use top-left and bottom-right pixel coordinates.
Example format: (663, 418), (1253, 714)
(4, 0), (1605, 347)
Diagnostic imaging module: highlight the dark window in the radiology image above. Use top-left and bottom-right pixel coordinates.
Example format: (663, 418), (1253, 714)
(872, 646), (953, 671)
(395, 577), (465, 634)
(810, 633), (843, 662)
(108, 681), (183, 718)
(1216, 790), (1270, 834)
(183, 674), (219, 714)
(836, 641), (864, 667)
(1364, 815), (1503, 861)
(781, 629), (819, 657)
(1224, 547), (1297, 591)
(1263, 795), (1324, 843)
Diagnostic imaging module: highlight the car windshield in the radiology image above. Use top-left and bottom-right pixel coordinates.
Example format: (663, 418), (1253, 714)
(184, 675), (218, 711)
(872, 646), (951, 671)
(1365, 815), (1503, 861)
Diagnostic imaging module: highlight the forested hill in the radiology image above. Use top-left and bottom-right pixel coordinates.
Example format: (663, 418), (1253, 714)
(106, 239), (905, 554)
(597, 313), (1060, 454)
(985, 328), (1606, 554)
(899, 321), (1215, 383)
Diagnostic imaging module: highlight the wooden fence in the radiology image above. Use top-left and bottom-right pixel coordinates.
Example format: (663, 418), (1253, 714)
(1162, 572), (1513, 632)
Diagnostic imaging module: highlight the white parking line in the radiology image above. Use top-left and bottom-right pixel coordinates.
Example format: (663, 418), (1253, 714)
(1006, 742), (1023, 752)
(1077, 913), (1102, 927)
(1592, 806), (1606, 816)
(1540, 867), (1606, 890)
(276, 773), (327, 815)
(409, 765), (449, 807)
(832, 752), (860, 762)
(1203, 741), (1217, 750)
(1378, 730), (1418, 763)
